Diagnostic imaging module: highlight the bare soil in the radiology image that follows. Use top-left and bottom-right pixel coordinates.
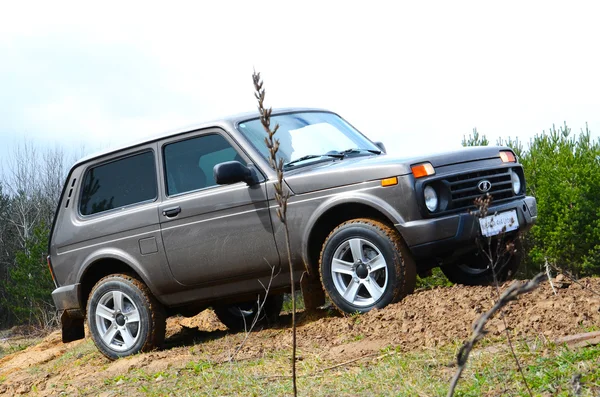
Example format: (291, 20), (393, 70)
(1, 277), (599, 396)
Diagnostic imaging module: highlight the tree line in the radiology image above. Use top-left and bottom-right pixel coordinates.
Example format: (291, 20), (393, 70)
(0, 143), (70, 329)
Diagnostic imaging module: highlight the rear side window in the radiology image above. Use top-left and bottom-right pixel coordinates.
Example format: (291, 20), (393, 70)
(80, 151), (157, 216)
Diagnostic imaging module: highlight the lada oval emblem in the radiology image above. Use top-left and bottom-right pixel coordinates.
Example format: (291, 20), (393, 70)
(477, 179), (492, 193)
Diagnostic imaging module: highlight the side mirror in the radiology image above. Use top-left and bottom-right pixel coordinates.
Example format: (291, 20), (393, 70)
(374, 142), (387, 154)
(214, 161), (256, 185)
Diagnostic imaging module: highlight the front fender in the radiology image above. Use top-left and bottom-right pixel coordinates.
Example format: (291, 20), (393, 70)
(300, 187), (406, 267)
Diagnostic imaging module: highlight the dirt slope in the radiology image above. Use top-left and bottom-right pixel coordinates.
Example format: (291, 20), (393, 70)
(1, 277), (599, 396)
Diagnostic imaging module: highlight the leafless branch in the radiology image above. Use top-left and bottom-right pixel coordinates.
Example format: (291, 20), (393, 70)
(545, 259), (557, 295)
(490, 258), (534, 397)
(547, 263), (600, 298)
(227, 261), (278, 363)
(451, 195), (537, 396)
(447, 273), (547, 397)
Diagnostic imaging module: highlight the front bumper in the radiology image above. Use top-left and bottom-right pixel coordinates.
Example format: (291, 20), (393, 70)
(397, 196), (537, 260)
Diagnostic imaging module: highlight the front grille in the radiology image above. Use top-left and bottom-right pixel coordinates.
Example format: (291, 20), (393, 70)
(447, 168), (514, 210)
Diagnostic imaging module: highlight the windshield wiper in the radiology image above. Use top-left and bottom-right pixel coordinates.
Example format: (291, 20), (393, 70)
(283, 149), (380, 169)
(284, 153), (344, 168)
(339, 148), (382, 156)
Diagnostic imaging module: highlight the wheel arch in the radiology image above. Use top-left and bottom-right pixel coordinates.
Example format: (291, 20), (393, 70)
(78, 249), (156, 313)
(302, 194), (405, 275)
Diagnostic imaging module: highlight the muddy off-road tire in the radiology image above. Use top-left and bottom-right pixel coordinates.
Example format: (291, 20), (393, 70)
(87, 274), (166, 360)
(441, 238), (522, 286)
(214, 295), (284, 332)
(319, 218), (416, 314)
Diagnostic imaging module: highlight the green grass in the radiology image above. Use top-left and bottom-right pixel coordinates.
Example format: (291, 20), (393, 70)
(0, 337), (40, 359)
(580, 324), (600, 333)
(50, 339), (99, 370)
(282, 292), (306, 312)
(416, 267), (453, 289)
(70, 339), (600, 396)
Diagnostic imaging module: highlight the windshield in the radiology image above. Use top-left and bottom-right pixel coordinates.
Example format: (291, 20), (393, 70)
(237, 111), (380, 167)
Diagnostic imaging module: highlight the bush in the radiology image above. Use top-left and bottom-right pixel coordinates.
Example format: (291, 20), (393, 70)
(463, 123), (600, 277)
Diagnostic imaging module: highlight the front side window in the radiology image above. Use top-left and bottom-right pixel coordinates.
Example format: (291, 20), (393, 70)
(163, 134), (242, 196)
(237, 111), (381, 169)
(80, 151), (157, 216)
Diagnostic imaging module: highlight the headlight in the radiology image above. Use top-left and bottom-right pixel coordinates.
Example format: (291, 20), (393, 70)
(424, 185), (438, 212)
(510, 169), (521, 194)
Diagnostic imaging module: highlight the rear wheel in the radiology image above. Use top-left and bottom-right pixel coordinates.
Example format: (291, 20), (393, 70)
(87, 274), (166, 360)
(214, 295), (283, 331)
(319, 218), (416, 314)
(441, 238), (522, 285)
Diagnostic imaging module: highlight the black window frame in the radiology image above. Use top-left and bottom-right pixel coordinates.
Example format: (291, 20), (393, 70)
(78, 149), (159, 217)
(161, 132), (247, 198)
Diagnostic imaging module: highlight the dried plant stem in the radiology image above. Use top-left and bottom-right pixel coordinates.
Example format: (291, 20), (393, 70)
(252, 70), (297, 397)
(283, 221), (297, 395)
(227, 262), (277, 364)
(490, 267), (533, 397)
(447, 273), (547, 397)
(547, 262), (600, 298)
(545, 259), (557, 295)
(467, 195), (533, 396)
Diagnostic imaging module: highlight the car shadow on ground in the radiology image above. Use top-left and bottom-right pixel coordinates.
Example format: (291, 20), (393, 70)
(164, 326), (229, 349)
(163, 307), (341, 350)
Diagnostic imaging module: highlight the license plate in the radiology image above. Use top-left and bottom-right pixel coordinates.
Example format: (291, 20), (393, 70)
(478, 210), (519, 237)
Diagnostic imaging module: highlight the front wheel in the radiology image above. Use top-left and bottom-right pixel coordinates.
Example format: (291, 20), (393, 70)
(213, 295), (283, 332)
(87, 274), (166, 360)
(319, 218), (416, 314)
(441, 238), (522, 285)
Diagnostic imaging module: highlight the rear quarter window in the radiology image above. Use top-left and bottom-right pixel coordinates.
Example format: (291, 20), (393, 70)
(79, 151), (157, 216)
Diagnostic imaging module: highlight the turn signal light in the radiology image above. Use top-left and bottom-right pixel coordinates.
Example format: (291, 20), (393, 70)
(381, 177), (398, 187)
(500, 151), (516, 163)
(411, 162), (435, 178)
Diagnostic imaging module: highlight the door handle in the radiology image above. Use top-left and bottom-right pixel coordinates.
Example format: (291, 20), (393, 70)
(162, 206), (181, 218)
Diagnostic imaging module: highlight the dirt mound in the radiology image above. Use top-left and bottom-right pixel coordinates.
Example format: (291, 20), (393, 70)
(1, 277), (599, 396)
(233, 277), (600, 362)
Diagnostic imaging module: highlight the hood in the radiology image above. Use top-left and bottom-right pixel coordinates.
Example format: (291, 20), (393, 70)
(284, 146), (509, 194)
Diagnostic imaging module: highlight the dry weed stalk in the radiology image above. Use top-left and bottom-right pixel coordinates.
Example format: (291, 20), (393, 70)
(450, 195), (540, 397)
(547, 262), (600, 298)
(227, 262), (278, 364)
(447, 273), (547, 397)
(252, 70), (298, 396)
(545, 258), (558, 295)
(489, 254), (533, 397)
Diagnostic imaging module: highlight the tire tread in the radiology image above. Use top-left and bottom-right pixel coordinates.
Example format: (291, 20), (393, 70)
(87, 273), (166, 360)
(319, 218), (416, 314)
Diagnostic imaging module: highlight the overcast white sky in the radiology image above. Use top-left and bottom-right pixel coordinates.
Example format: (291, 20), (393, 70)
(1, 1), (599, 166)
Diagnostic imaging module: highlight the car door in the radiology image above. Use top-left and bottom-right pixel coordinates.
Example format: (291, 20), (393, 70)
(157, 129), (280, 286)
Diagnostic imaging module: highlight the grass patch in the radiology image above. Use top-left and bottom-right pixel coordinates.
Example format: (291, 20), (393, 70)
(0, 337), (40, 359)
(416, 267), (453, 289)
(282, 291), (305, 312)
(51, 339), (99, 371)
(82, 338), (600, 396)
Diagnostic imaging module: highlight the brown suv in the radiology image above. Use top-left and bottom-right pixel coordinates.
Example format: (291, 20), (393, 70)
(48, 109), (537, 359)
